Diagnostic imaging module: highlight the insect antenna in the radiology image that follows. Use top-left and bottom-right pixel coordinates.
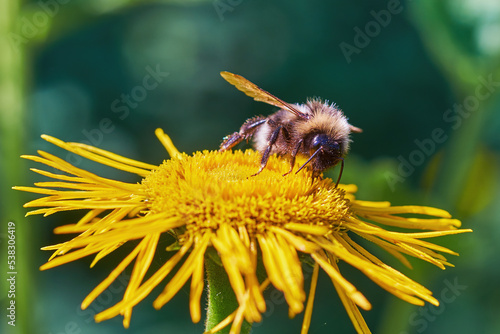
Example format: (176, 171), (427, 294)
(335, 158), (344, 188)
(295, 147), (322, 175)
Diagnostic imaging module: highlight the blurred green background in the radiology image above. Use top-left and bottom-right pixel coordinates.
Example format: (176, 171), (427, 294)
(1, 0), (499, 333)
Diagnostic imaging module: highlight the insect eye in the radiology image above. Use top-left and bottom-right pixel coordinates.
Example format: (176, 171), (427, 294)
(311, 134), (324, 150)
(311, 134), (340, 154)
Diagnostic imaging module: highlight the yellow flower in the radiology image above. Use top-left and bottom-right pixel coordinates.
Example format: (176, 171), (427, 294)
(15, 129), (471, 334)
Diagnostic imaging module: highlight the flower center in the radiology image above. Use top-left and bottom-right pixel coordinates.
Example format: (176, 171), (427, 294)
(142, 150), (351, 233)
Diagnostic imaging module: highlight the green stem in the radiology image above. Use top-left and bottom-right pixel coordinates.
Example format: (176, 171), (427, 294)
(433, 101), (490, 209)
(205, 253), (252, 334)
(1, 1), (34, 334)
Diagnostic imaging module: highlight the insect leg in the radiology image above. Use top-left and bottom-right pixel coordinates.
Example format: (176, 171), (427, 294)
(219, 116), (267, 151)
(283, 139), (303, 176)
(251, 122), (283, 177)
(334, 158), (344, 188)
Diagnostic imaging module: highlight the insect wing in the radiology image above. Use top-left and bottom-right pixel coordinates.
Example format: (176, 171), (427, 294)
(220, 71), (309, 120)
(349, 125), (363, 133)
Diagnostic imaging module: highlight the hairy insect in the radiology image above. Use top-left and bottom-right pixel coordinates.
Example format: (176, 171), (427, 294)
(219, 71), (362, 185)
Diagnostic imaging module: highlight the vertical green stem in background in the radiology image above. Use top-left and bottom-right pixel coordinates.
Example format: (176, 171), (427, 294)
(433, 101), (492, 209)
(410, 0), (500, 210)
(205, 253), (252, 334)
(0, 1), (33, 333)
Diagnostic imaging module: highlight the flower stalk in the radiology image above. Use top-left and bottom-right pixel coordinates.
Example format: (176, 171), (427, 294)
(205, 253), (252, 334)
